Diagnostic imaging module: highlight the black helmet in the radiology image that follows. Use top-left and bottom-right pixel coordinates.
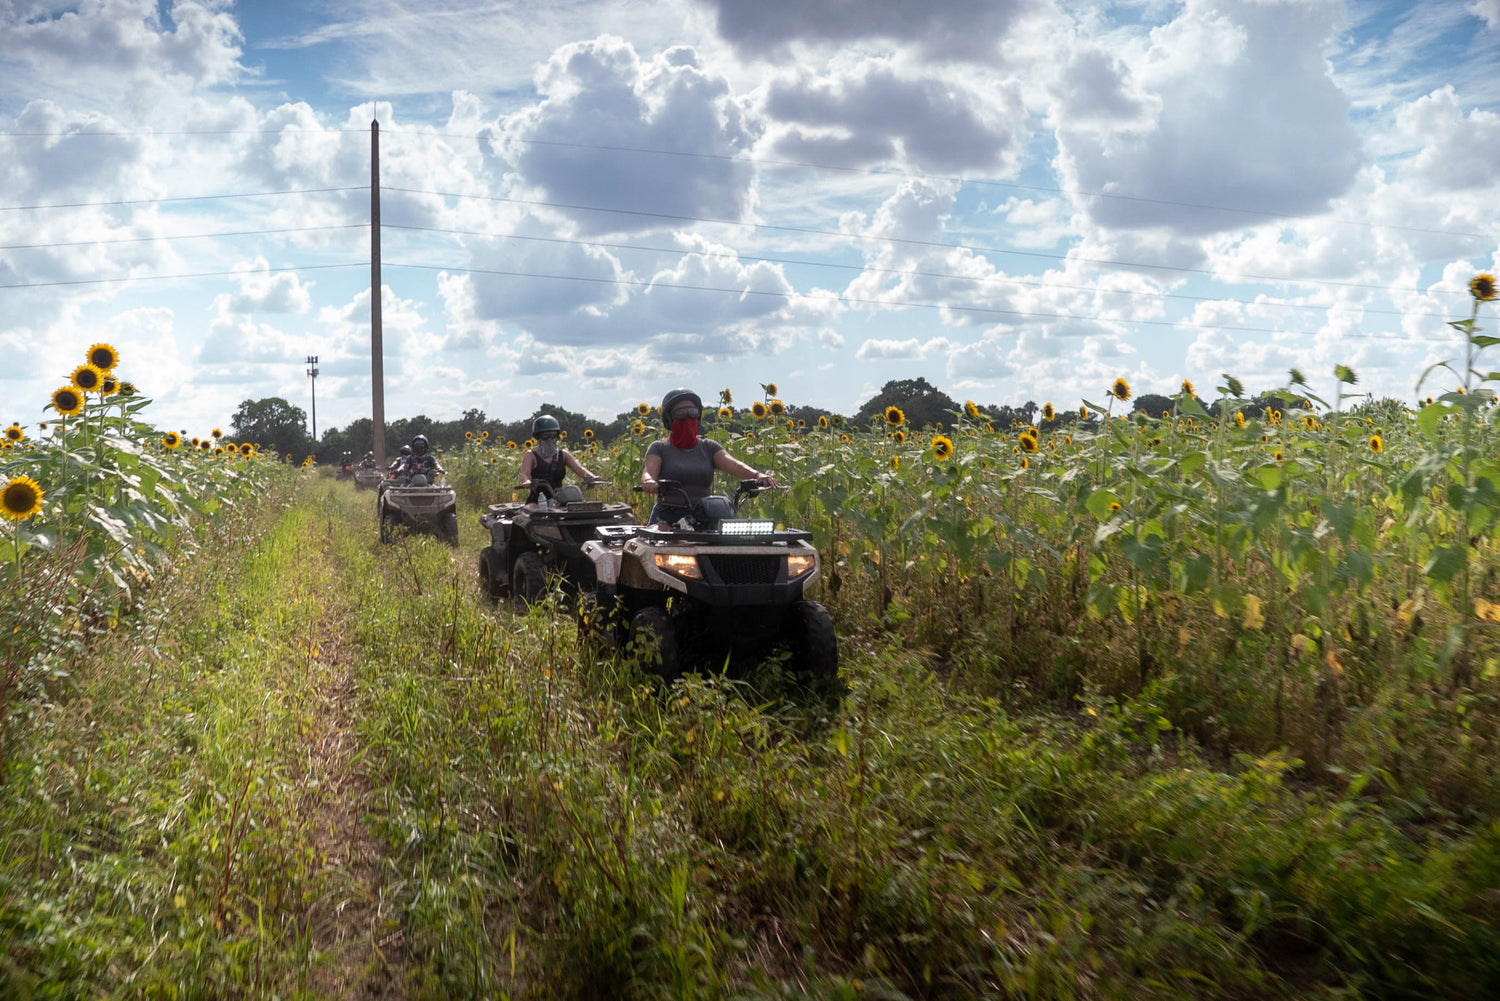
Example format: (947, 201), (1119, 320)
(411, 434), (429, 455)
(399, 445), (412, 456)
(660, 388), (703, 426)
(532, 414), (561, 436)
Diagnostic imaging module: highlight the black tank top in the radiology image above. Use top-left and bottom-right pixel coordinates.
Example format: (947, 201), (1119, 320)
(527, 450), (566, 503)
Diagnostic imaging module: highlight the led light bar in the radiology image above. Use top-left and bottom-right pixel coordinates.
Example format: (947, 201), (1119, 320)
(720, 519), (774, 536)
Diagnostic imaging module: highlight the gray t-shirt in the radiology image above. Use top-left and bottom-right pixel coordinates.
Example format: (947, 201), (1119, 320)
(646, 438), (725, 505)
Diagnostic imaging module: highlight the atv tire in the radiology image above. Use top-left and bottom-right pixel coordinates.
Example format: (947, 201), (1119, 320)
(630, 606), (681, 684)
(785, 600), (839, 689)
(379, 509), (396, 544)
(512, 551), (546, 607)
(478, 550), (504, 602)
(441, 512), (460, 547)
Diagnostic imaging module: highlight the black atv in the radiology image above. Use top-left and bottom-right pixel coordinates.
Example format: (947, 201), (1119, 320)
(579, 479), (838, 691)
(476, 479), (636, 606)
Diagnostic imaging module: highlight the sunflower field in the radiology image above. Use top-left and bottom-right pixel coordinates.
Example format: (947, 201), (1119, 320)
(4, 287), (1500, 998)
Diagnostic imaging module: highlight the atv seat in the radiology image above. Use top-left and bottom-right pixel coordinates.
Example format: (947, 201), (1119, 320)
(552, 484), (585, 506)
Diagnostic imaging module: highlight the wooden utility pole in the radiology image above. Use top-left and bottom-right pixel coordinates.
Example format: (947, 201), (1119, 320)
(370, 118), (386, 466)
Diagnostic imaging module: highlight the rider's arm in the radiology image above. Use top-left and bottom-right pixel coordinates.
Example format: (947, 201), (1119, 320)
(519, 449), (536, 488)
(640, 452), (662, 495)
(563, 450), (595, 481)
(714, 450), (779, 488)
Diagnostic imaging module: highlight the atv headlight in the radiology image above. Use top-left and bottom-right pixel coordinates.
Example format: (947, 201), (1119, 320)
(721, 518), (774, 536)
(654, 553), (702, 579)
(786, 553), (816, 579)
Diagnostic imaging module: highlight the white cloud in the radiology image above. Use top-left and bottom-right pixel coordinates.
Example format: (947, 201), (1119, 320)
(856, 337), (923, 360)
(213, 258), (314, 315)
(1395, 87), (1500, 192)
(497, 37), (758, 235)
(760, 58), (1024, 173)
(701, 0), (1044, 62)
(1472, 1), (1500, 30)
(1054, 0), (1363, 234)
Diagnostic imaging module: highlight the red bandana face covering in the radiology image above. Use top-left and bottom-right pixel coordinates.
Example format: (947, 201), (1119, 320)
(669, 418), (700, 449)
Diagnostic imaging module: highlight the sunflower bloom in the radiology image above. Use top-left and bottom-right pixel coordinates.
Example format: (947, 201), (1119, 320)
(118, 382), (137, 396)
(1079, 405), (1089, 420)
(1109, 378), (1131, 402)
(3, 424), (23, 443)
(71, 364), (104, 392)
(637, 402), (651, 416)
(1020, 455), (1029, 469)
(1471, 273), (1497, 302)
(584, 428), (596, 438)
(506, 440), (518, 450)
(931, 435), (954, 461)
(86, 343), (120, 371)
(751, 401), (769, 419)
(718, 407), (732, 420)
(1, 475), (44, 520)
(817, 415), (829, 429)
(1042, 402), (1055, 422)
(162, 431), (181, 450)
(465, 431), (474, 439)
(1018, 432), (1038, 453)
(721, 388), (733, 406)
(1181, 379), (1194, 397)
(884, 406), (904, 426)
(765, 382), (778, 397)
(891, 455), (900, 470)
(964, 400), (979, 419)
(239, 443), (254, 455)
(770, 400), (785, 416)
(892, 429), (906, 445)
(1369, 434), (1383, 454)
(631, 421), (646, 435)
(1235, 411), (1246, 428)
(51, 386), (84, 415)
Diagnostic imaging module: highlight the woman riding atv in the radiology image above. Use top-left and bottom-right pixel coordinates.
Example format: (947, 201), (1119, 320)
(639, 388), (779, 526)
(520, 414), (597, 504)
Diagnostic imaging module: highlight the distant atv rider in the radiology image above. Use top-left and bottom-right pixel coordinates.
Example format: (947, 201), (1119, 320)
(519, 415), (597, 505)
(404, 435), (443, 481)
(639, 388), (779, 526)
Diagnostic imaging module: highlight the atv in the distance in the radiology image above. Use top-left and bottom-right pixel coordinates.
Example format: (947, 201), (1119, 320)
(377, 469), (459, 546)
(353, 465), (384, 491)
(477, 479), (636, 606)
(579, 479), (838, 692)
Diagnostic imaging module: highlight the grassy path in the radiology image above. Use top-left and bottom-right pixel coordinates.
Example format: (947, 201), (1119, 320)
(5, 477), (1500, 999)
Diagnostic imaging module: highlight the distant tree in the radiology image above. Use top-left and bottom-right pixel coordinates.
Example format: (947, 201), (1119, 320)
(1131, 393), (1175, 420)
(853, 377), (959, 430)
(230, 397), (314, 459)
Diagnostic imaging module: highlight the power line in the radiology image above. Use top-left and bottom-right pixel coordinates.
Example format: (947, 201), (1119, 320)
(382, 186), (1477, 298)
(0, 223), (364, 251)
(0, 262), (363, 291)
(381, 260), (1458, 344)
(380, 222), (1456, 323)
(0, 186), (366, 212)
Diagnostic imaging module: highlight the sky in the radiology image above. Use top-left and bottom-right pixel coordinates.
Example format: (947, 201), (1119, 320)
(2, 0), (1499, 438)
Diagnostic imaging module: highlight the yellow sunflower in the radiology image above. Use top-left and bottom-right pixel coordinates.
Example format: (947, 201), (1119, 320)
(190, 437), (201, 447)
(931, 435), (954, 461)
(86, 342), (119, 371)
(1369, 434), (1383, 454)
(891, 455), (900, 470)
(465, 431), (474, 439)
(162, 431), (181, 449)
(721, 388), (733, 406)
(211, 428), (222, 439)
(765, 382), (778, 397)
(884, 405), (904, 426)
(751, 401), (769, 419)
(239, 442), (254, 455)
(584, 428), (596, 438)
(964, 400), (979, 419)
(51, 386), (84, 415)
(717, 407), (732, 420)
(1042, 402), (1055, 422)
(3, 424), (23, 443)
(99, 375), (118, 396)
(818, 415), (829, 429)
(1020, 455), (1029, 469)
(637, 402), (651, 416)
(1079, 405), (1089, 420)
(506, 440), (518, 450)
(840, 433), (851, 443)
(71, 364), (104, 393)
(1181, 379), (1195, 397)
(118, 382), (137, 396)
(631, 421), (646, 435)
(1018, 432), (1038, 453)
(892, 429), (906, 445)
(1471, 273), (1497, 302)
(1109, 377), (1131, 402)
(524, 438), (536, 450)
(1, 475), (44, 520)
(1235, 411), (1246, 428)
(482, 430), (490, 439)
(770, 400), (785, 416)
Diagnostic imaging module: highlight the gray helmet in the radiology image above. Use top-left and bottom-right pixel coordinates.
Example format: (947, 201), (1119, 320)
(411, 434), (429, 455)
(399, 445), (412, 456)
(660, 388), (703, 426)
(532, 414), (561, 436)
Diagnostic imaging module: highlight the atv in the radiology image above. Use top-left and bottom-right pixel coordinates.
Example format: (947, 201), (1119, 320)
(377, 468), (459, 546)
(477, 479), (636, 606)
(579, 478), (838, 691)
(353, 465), (384, 491)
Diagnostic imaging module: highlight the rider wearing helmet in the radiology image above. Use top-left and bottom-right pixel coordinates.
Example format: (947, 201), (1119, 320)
(406, 434), (442, 480)
(639, 388), (779, 526)
(388, 444), (413, 475)
(520, 414), (597, 504)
